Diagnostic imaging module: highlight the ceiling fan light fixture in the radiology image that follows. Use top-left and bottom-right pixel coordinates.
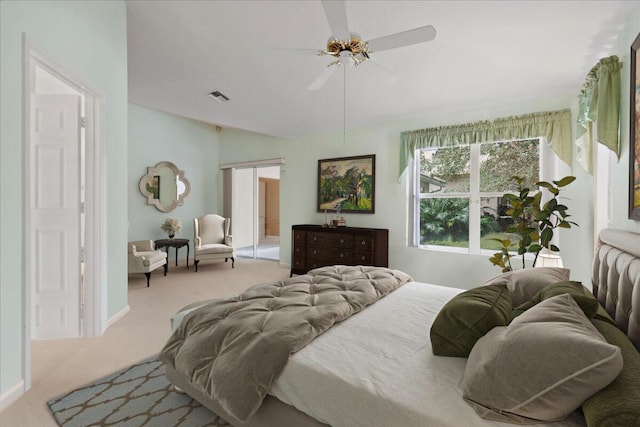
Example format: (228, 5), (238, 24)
(324, 32), (368, 58)
(208, 90), (230, 103)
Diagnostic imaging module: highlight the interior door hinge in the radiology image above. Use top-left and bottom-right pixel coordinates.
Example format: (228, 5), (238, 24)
(80, 202), (85, 213)
(80, 117), (86, 128)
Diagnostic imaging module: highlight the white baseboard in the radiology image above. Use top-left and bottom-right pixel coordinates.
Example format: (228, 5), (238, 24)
(279, 261), (291, 269)
(0, 380), (24, 413)
(106, 305), (130, 329)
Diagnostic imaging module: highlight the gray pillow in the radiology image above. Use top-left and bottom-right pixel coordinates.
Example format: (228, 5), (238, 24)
(462, 294), (623, 424)
(482, 267), (570, 306)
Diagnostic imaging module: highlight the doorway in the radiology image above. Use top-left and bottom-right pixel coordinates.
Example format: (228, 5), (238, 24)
(232, 166), (281, 261)
(23, 37), (105, 389)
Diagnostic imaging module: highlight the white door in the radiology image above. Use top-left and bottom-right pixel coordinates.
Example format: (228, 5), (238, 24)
(30, 94), (81, 340)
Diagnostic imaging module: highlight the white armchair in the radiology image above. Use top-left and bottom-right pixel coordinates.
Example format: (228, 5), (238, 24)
(128, 240), (167, 287)
(194, 214), (235, 271)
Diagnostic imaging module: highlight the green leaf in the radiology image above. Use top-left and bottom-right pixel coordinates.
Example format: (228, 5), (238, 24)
(550, 244), (560, 252)
(528, 244), (542, 253)
(536, 181), (554, 190)
(555, 176), (576, 187)
(541, 228), (553, 244)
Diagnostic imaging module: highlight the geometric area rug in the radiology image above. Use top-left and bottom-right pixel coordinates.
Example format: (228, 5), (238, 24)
(47, 356), (230, 427)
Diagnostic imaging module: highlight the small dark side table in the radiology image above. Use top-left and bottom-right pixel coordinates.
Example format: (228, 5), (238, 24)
(155, 238), (190, 270)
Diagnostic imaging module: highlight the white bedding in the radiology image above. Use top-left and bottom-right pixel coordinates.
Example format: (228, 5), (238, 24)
(269, 282), (586, 427)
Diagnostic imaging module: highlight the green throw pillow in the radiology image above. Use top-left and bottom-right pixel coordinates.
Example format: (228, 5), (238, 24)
(430, 283), (512, 357)
(510, 281), (599, 322)
(582, 318), (640, 427)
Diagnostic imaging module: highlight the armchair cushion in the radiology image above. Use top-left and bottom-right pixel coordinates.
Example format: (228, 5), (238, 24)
(197, 243), (234, 255)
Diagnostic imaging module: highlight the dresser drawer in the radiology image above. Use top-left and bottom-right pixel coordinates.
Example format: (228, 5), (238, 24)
(355, 235), (374, 251)
(293, 244), (305, 256)
(293, 230), (306, 243)
(354, 251), (373, 264)
(292, 255), (305, 268)
(307, 258), (333, 270)
(308, 246), (354, 263)
(307, 231), (354, 249)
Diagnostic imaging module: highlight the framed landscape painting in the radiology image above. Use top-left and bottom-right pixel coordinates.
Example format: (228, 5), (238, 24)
(630, 32), (640, 220)
(317, 154), (375, 213)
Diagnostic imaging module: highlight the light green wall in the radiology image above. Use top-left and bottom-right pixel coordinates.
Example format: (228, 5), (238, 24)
(0, 0), (127, 395)
(128, 104), (220, 244)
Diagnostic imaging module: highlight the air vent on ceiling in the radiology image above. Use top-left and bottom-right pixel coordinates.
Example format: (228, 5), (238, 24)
(208, 90), (230, 103)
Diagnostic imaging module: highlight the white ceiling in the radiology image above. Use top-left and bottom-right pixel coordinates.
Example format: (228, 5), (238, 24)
(126, 0), (638, 139)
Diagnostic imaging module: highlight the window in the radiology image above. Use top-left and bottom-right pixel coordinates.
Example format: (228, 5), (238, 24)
(413, 138), (546, 254)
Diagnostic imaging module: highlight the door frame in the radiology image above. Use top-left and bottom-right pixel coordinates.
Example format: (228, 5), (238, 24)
(22, 34), (106, 390)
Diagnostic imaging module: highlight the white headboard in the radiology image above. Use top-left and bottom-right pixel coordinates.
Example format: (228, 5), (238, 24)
(592, 228), (640, 349)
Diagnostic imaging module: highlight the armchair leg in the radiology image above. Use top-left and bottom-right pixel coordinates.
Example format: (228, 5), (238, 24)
(164, 264), (168, 276)
(231, 257), (235, 268)
(194, 259), (199, 272)
(145, 272), (151, 287)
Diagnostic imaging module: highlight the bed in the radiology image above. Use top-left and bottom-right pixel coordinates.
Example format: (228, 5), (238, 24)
(160, 228), (640, 427)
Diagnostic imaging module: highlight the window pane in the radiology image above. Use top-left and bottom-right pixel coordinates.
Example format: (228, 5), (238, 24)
(480, 139), (539, 192)
(480, 196), (519, 251)
(419, 198), (469, 248)
(419, 146), (470, 193)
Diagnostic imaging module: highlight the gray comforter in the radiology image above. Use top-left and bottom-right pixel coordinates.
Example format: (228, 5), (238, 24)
(159, 265), (412, 421)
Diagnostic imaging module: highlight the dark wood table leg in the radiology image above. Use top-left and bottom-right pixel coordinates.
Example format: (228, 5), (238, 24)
(186, 243), (190, 269)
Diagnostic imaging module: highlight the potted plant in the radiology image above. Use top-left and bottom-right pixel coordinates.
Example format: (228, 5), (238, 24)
(161, 217), (182, 239)
(488, 176), (577, 272)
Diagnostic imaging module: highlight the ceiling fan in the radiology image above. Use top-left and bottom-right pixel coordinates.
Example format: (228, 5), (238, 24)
(282, 0), (437, 90)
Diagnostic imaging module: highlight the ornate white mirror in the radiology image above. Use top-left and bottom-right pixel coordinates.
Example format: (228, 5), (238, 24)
(139, 161), (191, 212)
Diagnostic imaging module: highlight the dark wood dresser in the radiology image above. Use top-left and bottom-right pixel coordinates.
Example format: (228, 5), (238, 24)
(291, 224), (389, 275)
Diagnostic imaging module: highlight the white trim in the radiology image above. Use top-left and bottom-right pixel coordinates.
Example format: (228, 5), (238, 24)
(21, 31), (32, 394)
(220, 158), (285, 170)
(21, 34), (106, 392)
(107, 305), (131, 329)
(0, 381), (24, 413)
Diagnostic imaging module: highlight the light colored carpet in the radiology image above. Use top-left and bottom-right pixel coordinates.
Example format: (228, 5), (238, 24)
(0, 259), (290, 427)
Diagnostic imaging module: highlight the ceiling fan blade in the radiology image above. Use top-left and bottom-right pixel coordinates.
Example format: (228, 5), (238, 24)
(367, 25), (436, 52)
(359, 59), (397, 85)
(308, 63), (340, 91)
(264, 47), (324, 56)
(322, 0), (349, 41)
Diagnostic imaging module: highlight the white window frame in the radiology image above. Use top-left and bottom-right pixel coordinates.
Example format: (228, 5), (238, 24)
(411, 138), (554, 255)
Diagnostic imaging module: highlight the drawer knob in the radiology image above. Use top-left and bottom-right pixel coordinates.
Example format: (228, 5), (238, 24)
(340, 238), (344, 243)
(313, 236), (317, 240)
(361, 256), (366, 260)
(313, 250), (317, 255)
(340, 253), (344, 258)
(361, 240), (366, 245)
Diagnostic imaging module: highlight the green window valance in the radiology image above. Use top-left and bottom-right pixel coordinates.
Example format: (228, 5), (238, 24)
(399, 109), (572, 179)
(575, 55), (621, 174)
